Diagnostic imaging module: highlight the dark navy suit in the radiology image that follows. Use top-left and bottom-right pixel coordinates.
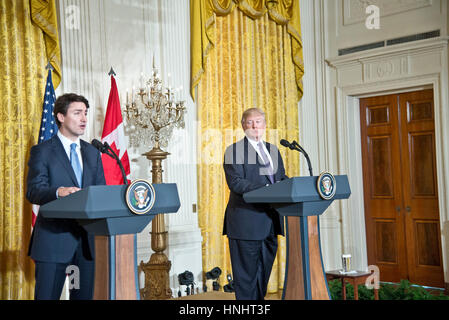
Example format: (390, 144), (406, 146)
(223, 137), (287, 299)
(26, 135), (106, 300)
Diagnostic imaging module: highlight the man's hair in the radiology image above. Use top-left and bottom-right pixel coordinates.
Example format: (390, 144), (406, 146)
(53, 93), (90, 128)
(241, 107), (266, 125)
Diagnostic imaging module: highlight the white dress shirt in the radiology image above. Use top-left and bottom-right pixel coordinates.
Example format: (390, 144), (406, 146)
(246, 135), (274, 170)
(57, 130), (83, 170)
(56, 131), (84, 198)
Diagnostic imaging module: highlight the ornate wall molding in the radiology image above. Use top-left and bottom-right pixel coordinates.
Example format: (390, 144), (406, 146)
(327, 38), (448, 87)
(343, 0), (433, 25)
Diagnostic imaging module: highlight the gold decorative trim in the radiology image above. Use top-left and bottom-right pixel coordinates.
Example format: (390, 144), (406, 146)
(287, 24), (302, 43)
(31, 13), (58, 38)
(268, 8), (288, 25)
(237, 1), (267, 19)
(212, 0), (235, 15)
(30, 0), (62, 87)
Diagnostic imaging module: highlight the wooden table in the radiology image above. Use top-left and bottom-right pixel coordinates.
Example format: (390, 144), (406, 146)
(326, 270), (379, 300)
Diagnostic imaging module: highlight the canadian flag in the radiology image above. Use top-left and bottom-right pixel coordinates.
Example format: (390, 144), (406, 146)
(101, 75), (131, 185)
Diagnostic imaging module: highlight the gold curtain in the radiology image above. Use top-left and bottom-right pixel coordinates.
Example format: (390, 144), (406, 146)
(196, 5), (301, 294)
(190, 0), (303, 102)
(30, 0), (62, 87)
(0, 0), (61, 299)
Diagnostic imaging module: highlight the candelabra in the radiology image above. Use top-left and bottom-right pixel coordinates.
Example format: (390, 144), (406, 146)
(124, 59), (186, 300)
(124, 65), (186, 149)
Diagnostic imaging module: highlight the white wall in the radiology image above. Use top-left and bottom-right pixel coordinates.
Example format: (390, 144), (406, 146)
(299, 0), (344, 272)
(56, 0), (202, 298)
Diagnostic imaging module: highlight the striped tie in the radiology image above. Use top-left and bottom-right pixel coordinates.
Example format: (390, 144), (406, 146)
(258, 142), (274, 184)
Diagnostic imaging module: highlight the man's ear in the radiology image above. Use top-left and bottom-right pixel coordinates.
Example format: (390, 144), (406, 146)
(56, 113), (64, 125)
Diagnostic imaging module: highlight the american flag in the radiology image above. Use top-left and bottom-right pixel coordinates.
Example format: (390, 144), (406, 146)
(32, 67), (58, 227)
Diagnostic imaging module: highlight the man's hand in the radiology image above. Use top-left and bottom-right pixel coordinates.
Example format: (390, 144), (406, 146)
(57, 186), (81, 198)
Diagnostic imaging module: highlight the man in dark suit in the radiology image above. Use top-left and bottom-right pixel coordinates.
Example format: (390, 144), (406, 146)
(26, 93), (106, 300)
(223, 108), (288, 300)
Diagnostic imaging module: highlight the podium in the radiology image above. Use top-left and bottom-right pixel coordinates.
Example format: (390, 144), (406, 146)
(243, 175), (351, 300)
(39, 183), (180, 300)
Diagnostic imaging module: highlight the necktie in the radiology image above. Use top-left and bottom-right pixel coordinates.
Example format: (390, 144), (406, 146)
(257, 142), (274, 184)
(70, 143), (83, 187)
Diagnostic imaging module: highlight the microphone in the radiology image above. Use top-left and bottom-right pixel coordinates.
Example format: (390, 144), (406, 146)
(280, 139), (295, 150)
(91, 139), (110, 155)
(91, 139), (128, 185)
(279, 139), (313, 176)
(291, 140), (305, 153)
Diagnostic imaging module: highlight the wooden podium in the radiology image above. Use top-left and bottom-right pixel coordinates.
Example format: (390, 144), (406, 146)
(244, 175), (351, 300)
(39, 183), (180, 300)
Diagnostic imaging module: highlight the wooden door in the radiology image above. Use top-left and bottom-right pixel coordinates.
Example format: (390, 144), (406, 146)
(360, 94), (409, 282)
(398, 90), (443, 287)
(360, 89), (444, 287)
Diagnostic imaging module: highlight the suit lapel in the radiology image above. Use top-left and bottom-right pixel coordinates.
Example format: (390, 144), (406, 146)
(80, 140), (90, 188)
(51, 135), (80, 187)
(266, 142), (280, 182)
(264, 142), (276, 184)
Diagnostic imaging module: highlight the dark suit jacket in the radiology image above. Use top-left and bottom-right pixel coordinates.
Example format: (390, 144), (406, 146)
(26, 135), (106, 263)
(223, 137), (288, 240)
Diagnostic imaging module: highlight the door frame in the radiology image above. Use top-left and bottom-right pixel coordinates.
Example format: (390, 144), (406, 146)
(336, 75), (448, 286)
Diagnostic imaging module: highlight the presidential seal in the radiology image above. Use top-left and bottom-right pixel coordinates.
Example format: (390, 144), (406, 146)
(317, 172), (336, 200)
(125, 179), (156, 215)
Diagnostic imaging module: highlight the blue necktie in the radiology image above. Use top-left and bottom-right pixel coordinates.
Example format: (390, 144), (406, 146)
(70, 143), (83, 187)
(258, 142), (274, 184)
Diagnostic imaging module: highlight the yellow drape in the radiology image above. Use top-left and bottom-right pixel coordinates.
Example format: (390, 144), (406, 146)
(30, 0), (62, 87)
(0, 0), (61, 300)
(190, 0), (303, 102)
(197, 7), (300, 294)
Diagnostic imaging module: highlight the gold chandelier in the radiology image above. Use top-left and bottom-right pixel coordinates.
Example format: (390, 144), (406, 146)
(124, 59), (186, 149)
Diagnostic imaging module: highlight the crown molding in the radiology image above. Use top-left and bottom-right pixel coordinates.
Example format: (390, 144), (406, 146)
(326, 37), (449, 68)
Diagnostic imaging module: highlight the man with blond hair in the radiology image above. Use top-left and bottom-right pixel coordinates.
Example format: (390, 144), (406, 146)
(223, 107), (288, 300)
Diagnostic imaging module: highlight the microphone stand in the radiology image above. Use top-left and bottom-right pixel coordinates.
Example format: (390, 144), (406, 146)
(292, 141), (313, 177)
(103, 142), (129, 185)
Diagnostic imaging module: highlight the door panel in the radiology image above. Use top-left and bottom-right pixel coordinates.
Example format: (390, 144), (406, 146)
(398, 89), (443, 287)
(375, 219), (398, 264)
(369, 136), (394, 199)
(360, 95), (408, 282)
(415, 220), (441, 267)
(409, 133), (436, 197)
